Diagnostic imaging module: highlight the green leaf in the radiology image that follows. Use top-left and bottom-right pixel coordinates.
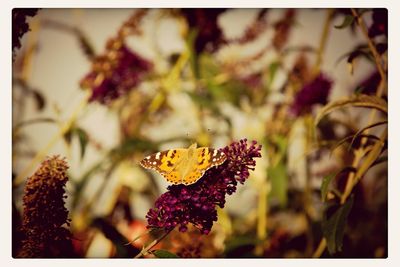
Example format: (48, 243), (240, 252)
(350, 120), (387, 147)
(354, 129), (387, 184)
(63, 127), (74, 145)
(63, 126), (89, 160)
(334, 15), (354, 29)
(322, 195), (354, 254)
(321, 167), (356, 201)
(321, 173), (335, 201)
(268, 62), (280, 86)
(199, 53), (220, 80)
(348, 134), (381, 149)
(185, 91), (218, 112)
(268, 161), (288, 207)
(75, 127), (89, 160)
(321, 166), (357, 201)
(187, 29), (199, 78)
(315, 94), (387, 126)
(152, 249), (179, 258)
(330, 135), (355, 155)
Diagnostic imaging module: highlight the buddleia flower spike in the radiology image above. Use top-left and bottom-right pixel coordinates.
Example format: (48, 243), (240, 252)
(145, 139), (262, 234)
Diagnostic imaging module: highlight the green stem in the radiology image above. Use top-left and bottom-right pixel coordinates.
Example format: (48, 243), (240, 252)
(314, 9), (335, 74)
(134, 229), (173, 258)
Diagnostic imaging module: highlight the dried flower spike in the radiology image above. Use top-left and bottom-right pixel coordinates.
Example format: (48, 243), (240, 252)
(146, 139), (262, 235)
(18, 155), (75, 258)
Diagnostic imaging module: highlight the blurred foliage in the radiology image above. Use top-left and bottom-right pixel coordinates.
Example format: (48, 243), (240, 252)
(12, 8), (387, 258)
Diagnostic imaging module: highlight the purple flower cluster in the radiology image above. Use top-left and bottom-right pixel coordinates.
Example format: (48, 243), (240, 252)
(80, 38), (152, 104)
(290, 73), (333, 117)
(181, 9), (227, 53)
(368, 8), (387, 38)
(273, 9), (296, 51)
(146, 139), (262, 234)
(355, 70), (380, 95)
(12, 8), (39, 55)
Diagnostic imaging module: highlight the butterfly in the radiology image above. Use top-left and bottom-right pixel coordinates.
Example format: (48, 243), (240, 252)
(139, 143), (227, 185)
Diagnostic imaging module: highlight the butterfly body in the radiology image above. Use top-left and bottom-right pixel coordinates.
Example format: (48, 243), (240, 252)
(140, 143), (227, 185)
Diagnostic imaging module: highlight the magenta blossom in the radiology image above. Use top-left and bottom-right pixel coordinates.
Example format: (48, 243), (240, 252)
(181, 8), (227, 53)
(146, 139), (262, 234)
(368, 8), (387, 38)
(81, 39), (152, 104)
(290, 73), (333, 117)
(12, 9), (39, 55)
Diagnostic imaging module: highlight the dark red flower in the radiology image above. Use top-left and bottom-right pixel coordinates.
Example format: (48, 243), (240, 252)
(368, 8), (387, 38)
(80, 39), (152, 104)
(273, 9), (296, 51)
(12, 8), (39, 55)
(354, 70), (381, 95)
(181, 8), (227, 53)
(146, 139), (262, 234)
(290, 73), (333, 116)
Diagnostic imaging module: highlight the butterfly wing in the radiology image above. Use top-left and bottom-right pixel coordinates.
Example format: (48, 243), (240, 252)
(140, 149), (186, 185)
(181, 147), (227, 185)
(197, 147), (227, 170)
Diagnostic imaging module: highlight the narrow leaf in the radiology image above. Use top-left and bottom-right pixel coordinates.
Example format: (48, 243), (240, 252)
(321, 167), (355, 201)
(75, 128), (89, 160)
(77, 31), (96, 59)
(348, 134), (381, 150)
(371, 155), (387, 168)
(268, 161), (288, 207)
(322, 195), (354, 254)
(63, 128), (73, 145)
(354, 129), (387, 184)
(350, 120), (387, 147)
(268, 62), (280, 86)
(334, 15), (354, 29)
(315, 94), (387, 126)
(31, 89), (46, 110)
(330, 135), (355, 155)
(321, 173), (335, 201)
(187, 29), (199, 78)
(152, 249), (179, 258)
